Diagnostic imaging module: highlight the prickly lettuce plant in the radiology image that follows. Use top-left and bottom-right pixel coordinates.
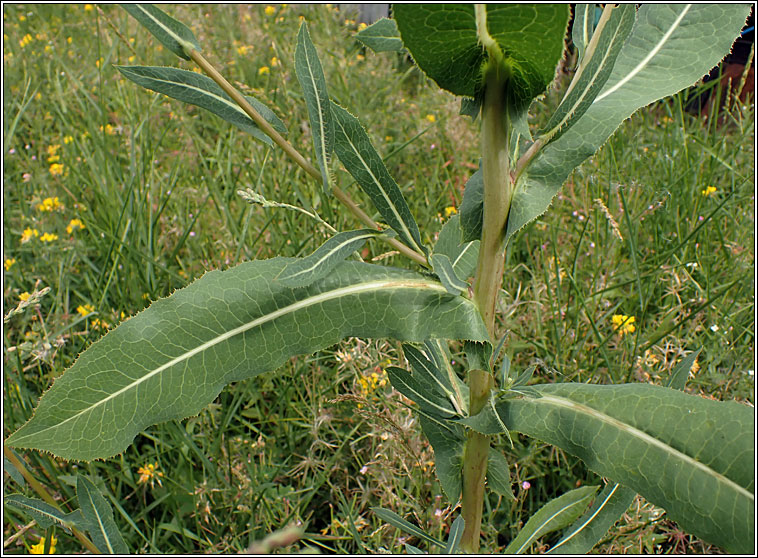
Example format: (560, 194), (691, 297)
(6, 4), (754, 554)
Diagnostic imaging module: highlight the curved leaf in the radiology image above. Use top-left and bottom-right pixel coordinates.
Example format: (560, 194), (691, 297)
(295, 21), (334, 193)
(495, 383), (754, 553)
(419, 414), (465, 503)
(4, 494), (81, 532)
(121, 4), (200, 60)
(504, 485), (599, 554)
(540, 4), (636, 143)
(77, 476), (129, 554)
(277, 229), (383, 288)
(7, 259), (487, 461)
(355, 18), (403, 53)
(116, 66), (286, 147)
(331, 101), (425, 255)
(444, 516), (465, 554)
(458, 166), (483, 243)
(430, 254), (468, 295)
(547, 482), (636, 554)
(507, 4), (751, 244)
(372, 507), (445, 549)
(393, 4), (569, 104)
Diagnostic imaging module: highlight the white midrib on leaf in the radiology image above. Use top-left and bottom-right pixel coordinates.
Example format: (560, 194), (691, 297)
(135, 5), (193, 54)
(536, 394), (754, 502)
(85, 490), (115, 554)
(128, 72), (251, 121)
(452, 241), (476, 270)
(18, 278), (451, 440)
(549, 483), (621, 552)
(301, 32), (331, 188)
(513, 496), (591, 554)
(333, 115), (421, 253)
(594, 4), (692, 103)
(282, 231), (376, 281)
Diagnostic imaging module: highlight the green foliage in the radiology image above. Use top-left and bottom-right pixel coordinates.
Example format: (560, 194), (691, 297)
(120, 3), (200, 59)
(393, 4), (569, 104)
(504, 485), (599, 554)
(295, 21), (334, 192)
(2, 2), (753, 555)
(76, 476), (129, 554)
(8, 259), (487, 460)
(355, 18), (404, 53)
(115, 65), (287, 146)
(495, 383), (755, 553)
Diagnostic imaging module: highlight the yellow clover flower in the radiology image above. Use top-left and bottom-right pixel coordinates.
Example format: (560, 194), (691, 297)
(264, 5), (276, 16)
(20, 228), (39, 243)
(67, 218), (86, 234)
(258, 66), (270, 76)
(4, 258), (16, 271)
(39, 232), (58, 242)
(701, 186), (717, 197)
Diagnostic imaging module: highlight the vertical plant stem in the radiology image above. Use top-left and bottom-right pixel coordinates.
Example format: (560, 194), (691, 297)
(460, 7), (514, 553)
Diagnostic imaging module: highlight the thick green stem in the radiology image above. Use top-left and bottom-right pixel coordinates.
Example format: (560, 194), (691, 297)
(460, 8), (514, 551)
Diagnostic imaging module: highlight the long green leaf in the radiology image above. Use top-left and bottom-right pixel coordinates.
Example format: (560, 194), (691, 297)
(121, 4), (200, 60)
(331, 102), (425, 255)
(495, 383), (754, 553)
(547, 482), (636, 554)
(666, 348), (701, 390)
(77, 476), (129, 554)
(116, 66), (286, 147)
(295, 21), (334, 193)
(7, 259), (487, 461)
(403, 343), (462, 414)
(355, 18), (404, 53)
(506, 4), (751, 245)
(504, 486), (598, 554)
(540, 4), (636, 143)
(277, 229), (382, 288)
(4, 494), (81, 532)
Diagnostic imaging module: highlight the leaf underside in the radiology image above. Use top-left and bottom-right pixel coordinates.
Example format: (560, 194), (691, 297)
(121, 4), (200, 60)
(496, 383), (754, 553)
(7, 259), (487, 461)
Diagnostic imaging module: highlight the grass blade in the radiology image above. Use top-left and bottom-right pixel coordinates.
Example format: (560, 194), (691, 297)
(371, 507), (445, 549)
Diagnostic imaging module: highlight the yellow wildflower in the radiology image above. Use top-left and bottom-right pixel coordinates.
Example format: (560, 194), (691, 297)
(77, 304), (95, 317)
(19, 14), (26, 22)
(37, 196), (63, 212)
(19, 33), (33, 48)
(128, 55), (136, 63)
(690, 358), (700, 377)
(270, 56), (278, 67)
(137, 462), (164, 488)
(425, 114), (436, 123)
(237, 45), (248, 56)
(84, 4), (94, 11)
(63, 135), (74, 144)
(67, 36), (72, 44)
(258, 66), (270, 76)
(30, 535), (57, 554)
(44, 45), (53, 54)
(264, 5), (276, 16)
(19, 292), (31, 302)
(701, 186), (717, 197)
(92, 318), (109, 330)
(444, 206), (457, 217)
(20, 227), (39, 243)
(611, 314), (636, 336)
(49, 163), (64, 176)
(39, 232), (58, 242)
(98, 124), (116, 135)
(66, 218), (85, 234)
(5, 258), (17, 271)
(358, 22), (367, 31)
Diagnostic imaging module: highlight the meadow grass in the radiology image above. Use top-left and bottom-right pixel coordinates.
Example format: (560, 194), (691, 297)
(2, 4), (754, 554)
